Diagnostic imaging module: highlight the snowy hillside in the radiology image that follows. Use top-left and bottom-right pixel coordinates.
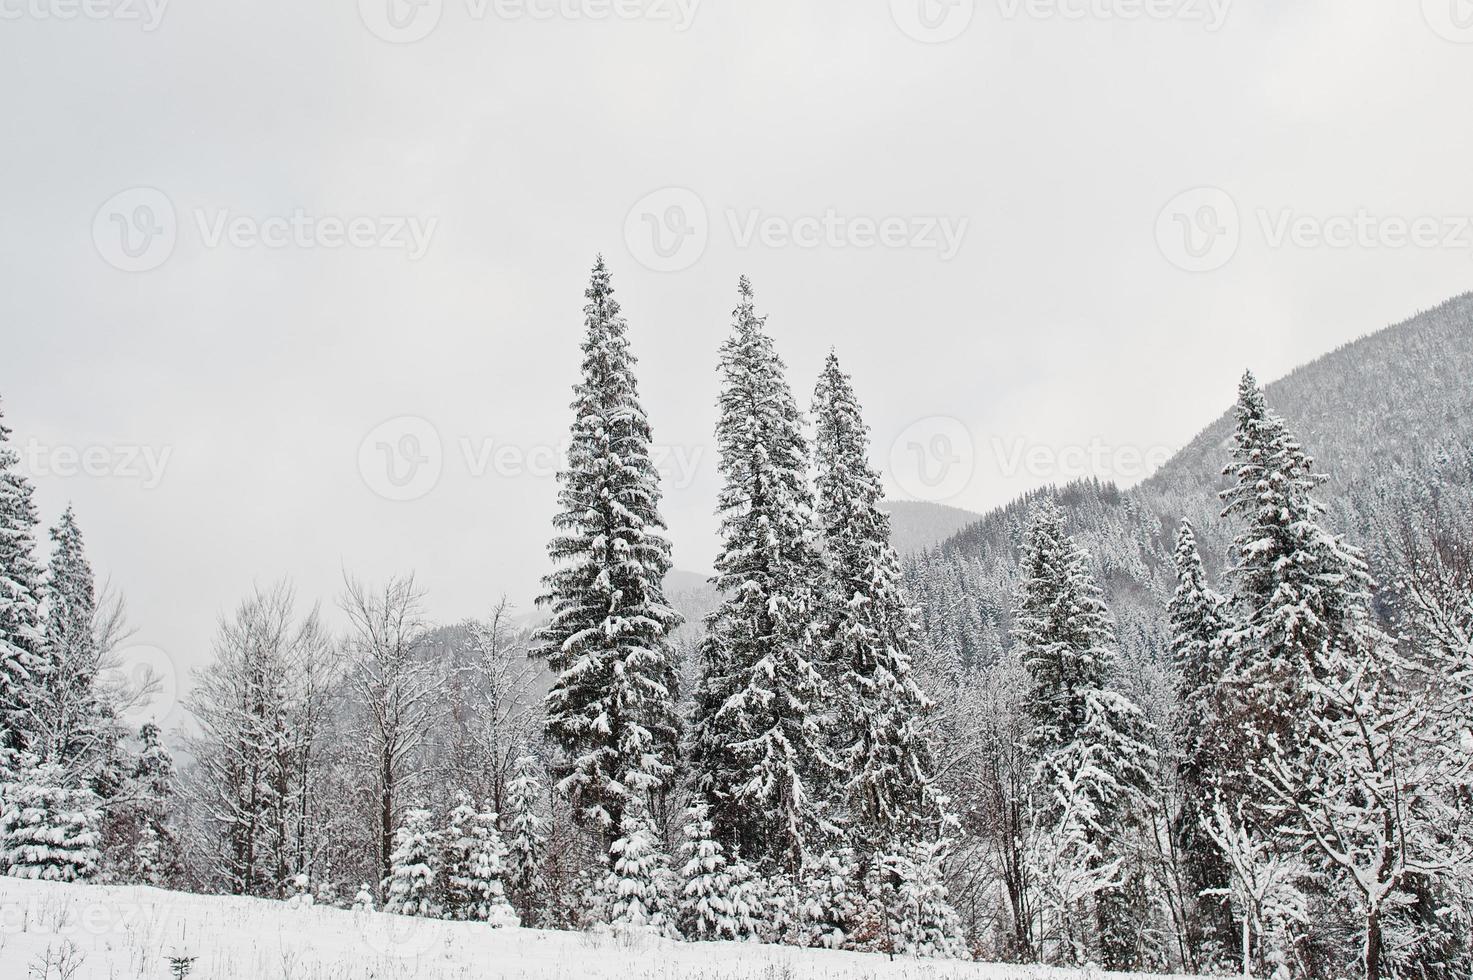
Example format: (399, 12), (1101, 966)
(907, 292), (1473, 671)
(0, 878), (1185, 980)
(882, 501), (984, 556)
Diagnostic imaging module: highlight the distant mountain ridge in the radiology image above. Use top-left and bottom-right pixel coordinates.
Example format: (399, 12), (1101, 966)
(881, 500), (983, 556)
(907, 292), (1473, 678)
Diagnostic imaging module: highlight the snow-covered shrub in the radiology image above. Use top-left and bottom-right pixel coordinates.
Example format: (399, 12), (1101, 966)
(0, 763), (101, 882)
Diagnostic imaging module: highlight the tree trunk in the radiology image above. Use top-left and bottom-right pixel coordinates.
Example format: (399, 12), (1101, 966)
(1364, 910), (1382, 980)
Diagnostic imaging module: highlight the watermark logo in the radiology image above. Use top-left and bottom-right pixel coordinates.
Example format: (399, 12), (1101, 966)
(359, 416), (445, 502)
(1422, 0), (1473, 43)
(624, 187), (710, 273)
(0, 0), (169, 30)
(93, 187), (177, 273)
(108, 644), (180, 726)
(1156, 186), (1241, 272)
(891, 0), (975, 43)
(354, 907), (440, 960)
(889, 416), (975, 502)
(358, 0), (443, 43)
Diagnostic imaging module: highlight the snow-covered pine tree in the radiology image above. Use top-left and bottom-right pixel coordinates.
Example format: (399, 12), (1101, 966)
(1167, 521), (1237, 963)
(504, 754), (549, 923)
(677, 799), (740, 941)
(689, 277), (830, 874)
(1014, 499), (1159, 970)
(796, 846), (863, 950)
(535, 256), (682, 844)
(0, 761), (101, 881)
(0, 399), (46, 774)
(725, 848), (768, 942)
(352, 882), (375, 913)
(885, 837), (968, 960)
(600, 795), (675, 936)
(441, 800), (479, 919)
(447, 803), (518, 926)
(384, 808), (442, 918)
(35, 505), (103, 772)
(120, 721), (184, 887)
(1217, 371), (1378, 810)
(810, 352), (939, 852)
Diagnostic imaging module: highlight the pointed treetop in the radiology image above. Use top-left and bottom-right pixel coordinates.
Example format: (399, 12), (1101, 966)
(737, 275), (754, 301)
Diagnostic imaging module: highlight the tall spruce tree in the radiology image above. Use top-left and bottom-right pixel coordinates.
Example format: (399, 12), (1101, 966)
(0, 399), (45, 772)
(1014, 500), (1158, 970)
(810, 352), (938, 851)
(1168, 521), (1238, 965)
(536, 257), (682, 843)
(1217, 372), (1377, 810)
(37, 505), (103, 770)
(689, 277), (830, 873)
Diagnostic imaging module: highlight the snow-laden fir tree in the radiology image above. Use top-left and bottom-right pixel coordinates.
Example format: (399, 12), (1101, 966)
(810, 352), (939, 850)
(384, 808), (442, 918)
(535, 256), (682, 843)
(677, 799), (735, 940)
(1217, 371), (1378, 809)
(1167, 521), (1237, 963)
(121, 721), (184, 887)
(884, 837), (968, 960)
(1014, 500), (1158, 970)
(600, 794), (675, 937)
(0, 762), (101, 881)
(442, 800), (480, 918)
(352, 882), (375, 913)
(35, 505), (103, 771)
(725, 849), (769, 942)
(796, 847), (863, 950)
(504, 754), (548, 923)
(445, 802), (517, 926)
(689, 277), (830, 873)
(0, 399), (46, 774)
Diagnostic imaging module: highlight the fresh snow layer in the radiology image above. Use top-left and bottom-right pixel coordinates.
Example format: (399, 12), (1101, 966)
(0, 877), (1189, 980)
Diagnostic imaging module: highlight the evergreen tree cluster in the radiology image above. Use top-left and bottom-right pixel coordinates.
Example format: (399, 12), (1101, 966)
(535, 265), (965, 956)
(0, 400), (181, 889)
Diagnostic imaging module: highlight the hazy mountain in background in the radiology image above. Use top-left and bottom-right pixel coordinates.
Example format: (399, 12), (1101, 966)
(881, 501), (983, 556)
(907, 292), (1473, 677)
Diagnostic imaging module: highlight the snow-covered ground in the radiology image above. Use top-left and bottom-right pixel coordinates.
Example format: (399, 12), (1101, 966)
(0, 877), (1188, 980)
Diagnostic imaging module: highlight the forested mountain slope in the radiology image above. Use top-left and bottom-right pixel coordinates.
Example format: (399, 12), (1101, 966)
(906, 292), (1473, 678)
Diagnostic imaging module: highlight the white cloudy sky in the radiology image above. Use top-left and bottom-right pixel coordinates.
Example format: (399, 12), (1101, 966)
(3, 0), (1473, 715)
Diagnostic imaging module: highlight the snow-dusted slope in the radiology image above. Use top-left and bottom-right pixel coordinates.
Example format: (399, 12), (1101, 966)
(0, 877), (1186, 980)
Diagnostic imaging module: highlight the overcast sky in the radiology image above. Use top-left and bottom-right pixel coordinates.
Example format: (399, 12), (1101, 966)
(4, 0), (1473, 723)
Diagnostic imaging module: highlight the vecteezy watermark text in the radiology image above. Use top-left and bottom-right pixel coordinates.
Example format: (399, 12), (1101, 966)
(358, 0), (700, 44)
(358, 416), (707, 502)
(1156, 186), (1473, 272)
(93, 187), (438, 272)
(624, 187), (968, 273)
(22, 439), (173, 490)
(0, 0), (168, 30)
